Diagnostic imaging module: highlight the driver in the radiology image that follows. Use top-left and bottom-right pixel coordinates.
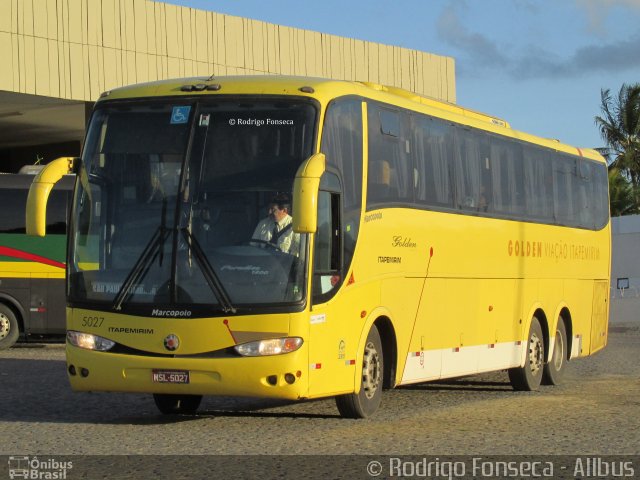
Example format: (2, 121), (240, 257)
(252, 193), (300, 254)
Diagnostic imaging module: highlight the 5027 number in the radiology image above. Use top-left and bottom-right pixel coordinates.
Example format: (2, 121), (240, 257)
(81, 316), (104, 328)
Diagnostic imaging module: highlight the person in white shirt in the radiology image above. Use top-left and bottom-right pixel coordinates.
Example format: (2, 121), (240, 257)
(252, 193), (300, 254)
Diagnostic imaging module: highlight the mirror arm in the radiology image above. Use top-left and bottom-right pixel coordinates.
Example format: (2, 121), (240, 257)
(26, 157), (78, 236)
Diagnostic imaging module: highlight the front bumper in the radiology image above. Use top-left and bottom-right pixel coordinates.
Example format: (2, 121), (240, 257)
(66, 343), (309, 399)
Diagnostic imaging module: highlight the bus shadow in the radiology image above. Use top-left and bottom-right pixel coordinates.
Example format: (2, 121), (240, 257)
(399, 377), (513, 393)
(111, 399), (343, 424)
(196, 396), (342, 420)
(0, 357), (342, 424)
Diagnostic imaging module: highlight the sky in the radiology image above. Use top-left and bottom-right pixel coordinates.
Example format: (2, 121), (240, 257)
(166, 0), (640, 150)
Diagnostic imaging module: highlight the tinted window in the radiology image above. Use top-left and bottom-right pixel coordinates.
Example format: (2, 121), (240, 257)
(488, 136), (524, 216)
(554, 156), (576, 225)
(590, 163), (609, 228)
(412, 116), (454, 207)
(0, 181), (69, 234)
(322, 98), (363, 213)
(367, 104), (412, 205)
(364, 104), (608, 230)
(523, 147), (554, 220)
(321, 98), (363, 274)
(0, 188), (27, 233)
(47, 189), (71, 234)
(454, 128), (491, 212)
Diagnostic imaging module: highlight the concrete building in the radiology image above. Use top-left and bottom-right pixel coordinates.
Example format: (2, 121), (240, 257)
(0, 0), (456, 172)
(610, 214), (640, 324)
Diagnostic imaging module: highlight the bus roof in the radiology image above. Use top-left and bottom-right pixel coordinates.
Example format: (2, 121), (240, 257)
(99, 75), (604, 163)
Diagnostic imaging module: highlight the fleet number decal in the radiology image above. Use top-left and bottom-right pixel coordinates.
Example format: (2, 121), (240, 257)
(81, 316), (105, 328)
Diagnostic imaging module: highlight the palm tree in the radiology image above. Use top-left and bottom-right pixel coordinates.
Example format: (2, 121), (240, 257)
(595, 83), (640, 185)
(608, 168), (639, 217)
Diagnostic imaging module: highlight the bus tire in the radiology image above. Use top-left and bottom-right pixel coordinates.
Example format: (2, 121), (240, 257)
(0, 304), (20, 350)
(542, 318), (567, 386)
(153, 394), (202, 415)
(508, 317), (544, 391)
(335, 325), (383, 418)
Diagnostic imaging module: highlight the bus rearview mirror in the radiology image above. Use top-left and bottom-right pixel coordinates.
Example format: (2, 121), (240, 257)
(26, 157), (78, 237)
(293, 153), (326, 234)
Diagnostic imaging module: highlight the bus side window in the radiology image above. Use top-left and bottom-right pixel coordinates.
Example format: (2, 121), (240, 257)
(0, 188), (27, 233)
(46, 189), (71, 235)
(367, 104), (412, 206)
(313, 190), (342, 302)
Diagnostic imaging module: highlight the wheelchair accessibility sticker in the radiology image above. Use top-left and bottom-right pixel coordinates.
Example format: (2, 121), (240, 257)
(170, 106), (191, 124)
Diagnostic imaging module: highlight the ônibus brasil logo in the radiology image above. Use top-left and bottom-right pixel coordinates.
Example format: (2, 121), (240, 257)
(8, 456), (73, 479)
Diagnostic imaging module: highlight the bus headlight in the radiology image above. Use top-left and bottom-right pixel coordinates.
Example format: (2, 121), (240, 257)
(67, 330), (116, 351)
(234, 337), (303, 356)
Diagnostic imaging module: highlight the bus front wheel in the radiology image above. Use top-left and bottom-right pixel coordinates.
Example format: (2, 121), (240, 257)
(335, 325), (383, 419)
(542, 318), (568, 386)
(0, 304), (19, 350)
(508, 317), (544, 391)
(153, 394), (202, 415)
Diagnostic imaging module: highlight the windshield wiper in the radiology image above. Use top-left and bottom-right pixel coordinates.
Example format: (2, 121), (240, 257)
(112, 198), (169, 311)
(181, 228), (237, 314)
(112, 226), (170, 311)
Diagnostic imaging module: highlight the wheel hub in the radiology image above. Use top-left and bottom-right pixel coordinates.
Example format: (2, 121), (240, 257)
(528, 332), (543, 375)
(362, 341), (381, 399)
(0, 313), (10, 340)
(553, 330), (564, 370)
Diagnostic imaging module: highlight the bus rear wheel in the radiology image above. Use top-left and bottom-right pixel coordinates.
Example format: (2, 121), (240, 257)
(542, 318), (567, 386)
(153, 394), (202, 415)
(508, 317), (544, 391)
(0, 304), (19, 350)
(335, 325), (383, 419)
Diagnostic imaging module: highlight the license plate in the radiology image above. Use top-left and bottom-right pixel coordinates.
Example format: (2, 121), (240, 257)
(152, 369), (190, 384)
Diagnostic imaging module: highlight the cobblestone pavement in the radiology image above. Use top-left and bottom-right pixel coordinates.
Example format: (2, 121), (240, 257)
(1, 326), (638, 456)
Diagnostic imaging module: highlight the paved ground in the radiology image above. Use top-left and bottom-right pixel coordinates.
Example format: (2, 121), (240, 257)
(1, 325), (639, 458)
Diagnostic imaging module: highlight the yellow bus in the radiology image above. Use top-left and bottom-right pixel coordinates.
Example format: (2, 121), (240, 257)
(27, 76), (610, 418)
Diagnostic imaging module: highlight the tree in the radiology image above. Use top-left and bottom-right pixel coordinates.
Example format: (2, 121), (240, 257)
(595, 83), (640, 215)
(608, 168), (639, 217)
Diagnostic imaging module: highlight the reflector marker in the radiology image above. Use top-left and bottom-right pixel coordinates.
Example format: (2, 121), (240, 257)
(453, 347), (460, 353)
(516, 341), (522, 346)
(345, 359), (356, 366)
(310, 363), (322, 370)
(488, 344), (495, 349)
(412, 351), (421, 357)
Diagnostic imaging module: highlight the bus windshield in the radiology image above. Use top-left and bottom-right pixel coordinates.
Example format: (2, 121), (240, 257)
(69, 98), (317, 313)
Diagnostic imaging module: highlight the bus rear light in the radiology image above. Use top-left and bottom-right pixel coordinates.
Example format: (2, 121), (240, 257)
(67, 330), (116, 351)
(234, 337), (303, 357)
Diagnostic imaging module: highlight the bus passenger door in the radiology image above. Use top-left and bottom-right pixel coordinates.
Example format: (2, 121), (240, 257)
(46, 275), (66, 334)
(307, 189), (358, 397)
(28, 278), (48, 334)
